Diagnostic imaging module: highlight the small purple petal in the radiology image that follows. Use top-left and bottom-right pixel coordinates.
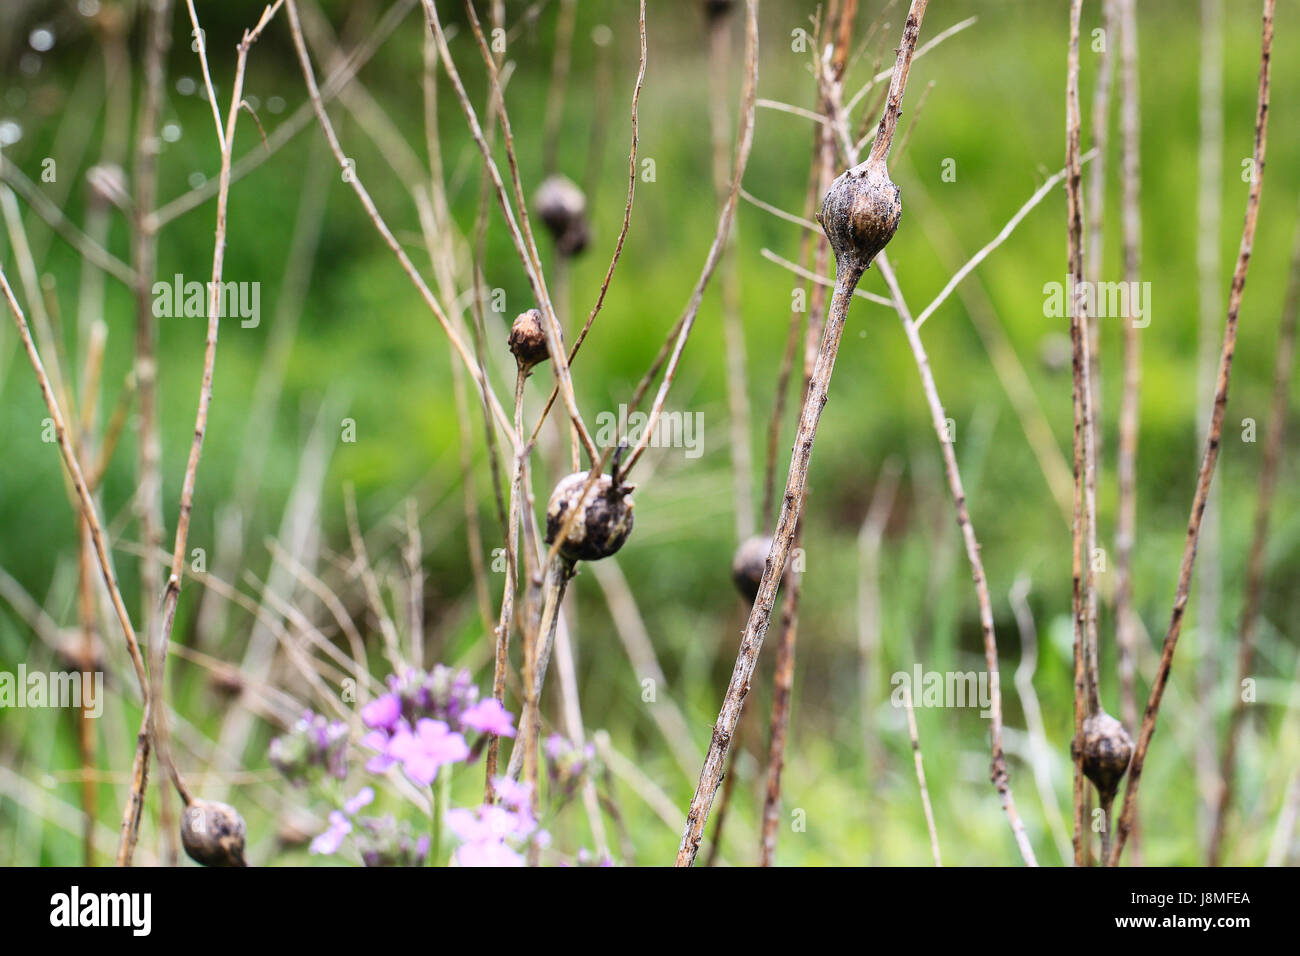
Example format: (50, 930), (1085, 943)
(344, 786), (375, 816)
(361, 693), (402, 730)
(460, 698), (516, 737)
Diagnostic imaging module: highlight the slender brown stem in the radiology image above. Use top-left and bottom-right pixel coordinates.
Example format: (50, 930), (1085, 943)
(284, 0), (517, 447)
(677, 0), (927, 869)
(903, 686), (942, 866)
(621, 0), (759, 480)
(676, 261), (859, 867)
(1, 267), (150, 854)
(1208, 194), (1300, 865)
(485, 368), (528, 799)
(1192, 0), (1225, 857)
(1107, 0), (1274, 867)
(1065, 0), (1102, 866)
(877, 252), (1039, 866)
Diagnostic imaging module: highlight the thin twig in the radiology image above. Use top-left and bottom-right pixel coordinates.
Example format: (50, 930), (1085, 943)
(1208, 194), (1300, 865)
(676, 0), (927, 867)
(903, 685), (942, 865)
(1065, 0), (1102, 866)
(1107, 0), (1274, 867)
(877, 251), (1039, 866)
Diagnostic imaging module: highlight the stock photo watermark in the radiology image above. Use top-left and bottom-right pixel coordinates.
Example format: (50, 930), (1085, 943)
(1043, 273), (1152, 328)
(0, 665), (103, 718)
(594, 404), (704, 459)
(152, 274), (262, 328)
(891, 664), (994, 718)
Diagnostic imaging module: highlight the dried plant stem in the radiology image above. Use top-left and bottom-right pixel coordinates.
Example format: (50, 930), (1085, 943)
(877, 252), (1039, 866)
(759, 553), (801, 866)
(1065, 0), (1102, 866)
(1107, 0), (1274, 867)
(123, 3), (285, 867)
(284, 0), (517, 449)
(1086, 0), (1115, 457)
(1208, 196), (1300, 865)
(677, 259), (860, 867)
(513, 555), (574, 793)
(528, 1), (646, 442)
(621, 0), (758, 480)
(485, 369), (528, 799)
(757, 0), (858, 868)
(677, 0), (924, 869)
(902, 165), (1074, 525)
(434, 0), (598, 466)
(1192, 0), (1225, 851)
(1, 267), (150, 849)
(902, 686), (942, 865)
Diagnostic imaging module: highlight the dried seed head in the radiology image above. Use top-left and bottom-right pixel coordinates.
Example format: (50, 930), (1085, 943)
(508, 309), (549, 369)
(818, 158), (902, 273)
(180, 798), (248, 867)
(1076, 711), (1134, 801)
(534, 174), (590, 257)
(731, 534), (776, 602)
(546, 471), (635, 562)
(702, 0), (734, 21)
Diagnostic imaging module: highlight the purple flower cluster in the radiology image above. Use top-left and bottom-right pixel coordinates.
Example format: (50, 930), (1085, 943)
(269, 711), (349, 785)
(309, 786), (430, 866)
(309, 786), (375, 855)
(359, 667), (515, 788)
(445, 778), (549, 867)
(544, 733), (597, 798)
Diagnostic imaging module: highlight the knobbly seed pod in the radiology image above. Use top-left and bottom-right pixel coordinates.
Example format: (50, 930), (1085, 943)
(818, 157), (902, 273)
(180, 798), (248, 867)
(546, 471), (635, 562)
(1076, 711), (1134, 801)
(534, 174), (590, 257)
(508, 308), (549, 370)
(731, 534), (777, 602)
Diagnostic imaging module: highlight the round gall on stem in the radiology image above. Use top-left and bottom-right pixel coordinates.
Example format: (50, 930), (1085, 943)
(545, 471), (635, 562)
(180, 798), (248, 867)
(731, 534), (786, 603)
(534, 173), (590, 257)
(508, 308), (549, 370)
(1076, 710), (1134, 803)
(818, 158), (902, 275)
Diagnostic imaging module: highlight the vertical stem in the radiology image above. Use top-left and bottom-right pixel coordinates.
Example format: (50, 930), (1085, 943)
(486, 369), (528, 799)
(676, 264), (863, 866)
(903, 686), (942, 866)
(1108, 0), (1274, 867)
(1209, 195), (1300, 865)
(1065, 0), (1101, 865)
(1192, 0), (1225, 853)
